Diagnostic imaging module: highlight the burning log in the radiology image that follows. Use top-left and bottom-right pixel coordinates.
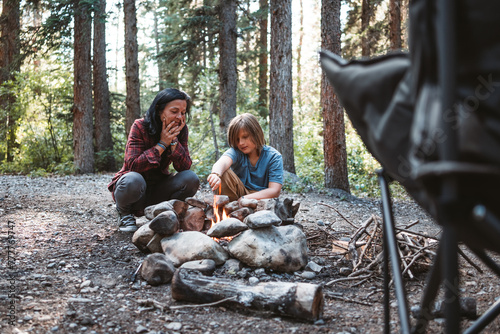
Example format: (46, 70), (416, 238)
(171, 268), (324, 321)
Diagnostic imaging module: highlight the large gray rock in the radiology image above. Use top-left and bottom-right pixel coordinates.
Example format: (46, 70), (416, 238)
(207, 218), (248, 238)
(161, 231), (229, 266)
(140, 253), (176, 286)
(243, 210), (281, 229)
(227, 225), (308, 272)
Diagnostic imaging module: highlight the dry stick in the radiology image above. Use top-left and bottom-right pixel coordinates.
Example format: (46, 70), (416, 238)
(331, 241), (349, 251)
(457, 247), (484, 274)
(397, 243), (414, 280)
(318, 202), (357, 229)
(325, 292), (373, 306)
(403, 219), (420, 229)
(325, 274), (374, 287)
(353, 224), (378, 271)
(349, 216), (375, 267)
(402, 245), (434, 277)
(169, 296), (238, 310)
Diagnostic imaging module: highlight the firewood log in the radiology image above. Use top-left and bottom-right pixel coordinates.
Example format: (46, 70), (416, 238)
(171, 269), (323, 321)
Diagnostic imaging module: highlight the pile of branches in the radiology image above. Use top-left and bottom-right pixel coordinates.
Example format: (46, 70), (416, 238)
(320, 211), (440, 286)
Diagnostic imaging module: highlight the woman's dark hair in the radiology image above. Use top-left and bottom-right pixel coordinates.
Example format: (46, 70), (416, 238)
(143, 88), (192, 138)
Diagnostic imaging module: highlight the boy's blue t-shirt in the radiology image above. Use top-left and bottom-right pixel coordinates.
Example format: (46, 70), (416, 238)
(223, 145), (284, 191)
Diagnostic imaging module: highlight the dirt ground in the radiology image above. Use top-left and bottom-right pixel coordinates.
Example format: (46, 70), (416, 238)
(1, 174), (500, 334)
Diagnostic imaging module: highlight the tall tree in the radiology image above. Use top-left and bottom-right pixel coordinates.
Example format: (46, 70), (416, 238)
(73, 0), (94, 173)
(124, 0), (141, 136)
(257, 0), (268, 119)
(218, 0), (238, 135)
(296, 0), (304, 110)
(0, 0), (21, 162)
(361, 0), (371, 57)
(93, 0), (115, 171)
(321, 0), (349, 191)
(389, 0), (402, 50)
(269, 0), (295, 173)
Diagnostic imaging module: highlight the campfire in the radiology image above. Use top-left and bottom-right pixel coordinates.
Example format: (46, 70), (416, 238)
(129, 194), (324, 321)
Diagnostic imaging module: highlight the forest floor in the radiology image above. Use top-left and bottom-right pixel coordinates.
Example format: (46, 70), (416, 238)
(1, 174), (500, 334)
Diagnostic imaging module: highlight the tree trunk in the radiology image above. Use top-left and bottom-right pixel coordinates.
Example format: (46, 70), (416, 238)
(218, 0), (238, 136)
(124, 0), (141, 136)
(361, 0), (371, 57)
(153, 1), (164, 91)
(389, 0), (402, 50)
(0, 0), (21, 162)
(172, 269), (324, 321)
(258, 0), (269, 119)
(296, 0), (304, 111)
(93, 0), (116, 171)
(269, 0), (295, 173)
(73, 0), (94, 174)
(321, 0), (349, 192)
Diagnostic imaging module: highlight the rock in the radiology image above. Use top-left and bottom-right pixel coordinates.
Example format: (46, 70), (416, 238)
(140, 253), (176, 286)
(221, 258), (242, 275)
(179, 259), (216, 276)
(166, 322), (182, 330)
(229, 207), (253, 221)
(224, 201), (240, 214)
(238, 197), (258, 209)
(248, 277), (259, 285)
(274, 197), (300, 224)
(213, 195), (230, 207)
(149, 211), (179, 235)
(185, 197), (207, 209)
(305, 261), (323, 273)
(144, 205), (156, 220)
(256, 199), (276, 211)
(181, 207), (205, 232)
(243, 210), (282, 229)
(339, 267), (352, 276)
(135, 325), (148, 333)
(227, 225), (308, 272)
(301, 271), (316, 280)
(161, 231), (229, 266)
(169, 199), (189, 218)
(132, 223), (162, 253)
(207, 218), (248, 238)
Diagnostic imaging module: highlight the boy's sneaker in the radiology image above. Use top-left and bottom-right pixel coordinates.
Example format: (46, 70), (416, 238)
(118, 213), (138, 232)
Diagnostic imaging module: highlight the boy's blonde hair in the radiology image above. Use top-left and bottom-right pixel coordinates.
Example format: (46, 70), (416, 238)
(227, 113), (266, 154)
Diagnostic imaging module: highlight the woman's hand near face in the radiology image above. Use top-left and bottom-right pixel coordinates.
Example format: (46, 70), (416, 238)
(160, 119), (180, 146)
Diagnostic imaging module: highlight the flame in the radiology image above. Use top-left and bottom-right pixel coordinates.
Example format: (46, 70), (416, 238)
(210, 190), (233, 241)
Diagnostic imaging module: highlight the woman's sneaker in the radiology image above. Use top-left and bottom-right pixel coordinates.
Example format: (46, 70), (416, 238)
(118, 213), (138, 232)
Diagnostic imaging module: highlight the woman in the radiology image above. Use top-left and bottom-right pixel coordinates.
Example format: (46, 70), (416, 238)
(108, 88), (200, 232)
(207, 113), (283, 202)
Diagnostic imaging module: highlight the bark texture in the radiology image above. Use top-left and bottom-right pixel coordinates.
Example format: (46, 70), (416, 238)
(93, 0), (115, 171)
(218, 0), (238, 136)
(258, 0), (269, 119)
(321, 0), (349, 191)
(73, 0), (94, 173)
(172, 268), (324, 321)
(0, 0), (21, 162)
(124, 0), (141, 136)
(389, 0), (402, 50)
(269, 0), (295, 173)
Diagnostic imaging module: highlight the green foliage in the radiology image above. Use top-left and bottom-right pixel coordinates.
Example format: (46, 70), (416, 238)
(345, 121), (381, 197)
(0, 60), (74, 175)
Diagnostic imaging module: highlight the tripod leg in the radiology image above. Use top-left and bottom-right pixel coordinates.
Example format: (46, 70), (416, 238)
(378, 170), (411, 334)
